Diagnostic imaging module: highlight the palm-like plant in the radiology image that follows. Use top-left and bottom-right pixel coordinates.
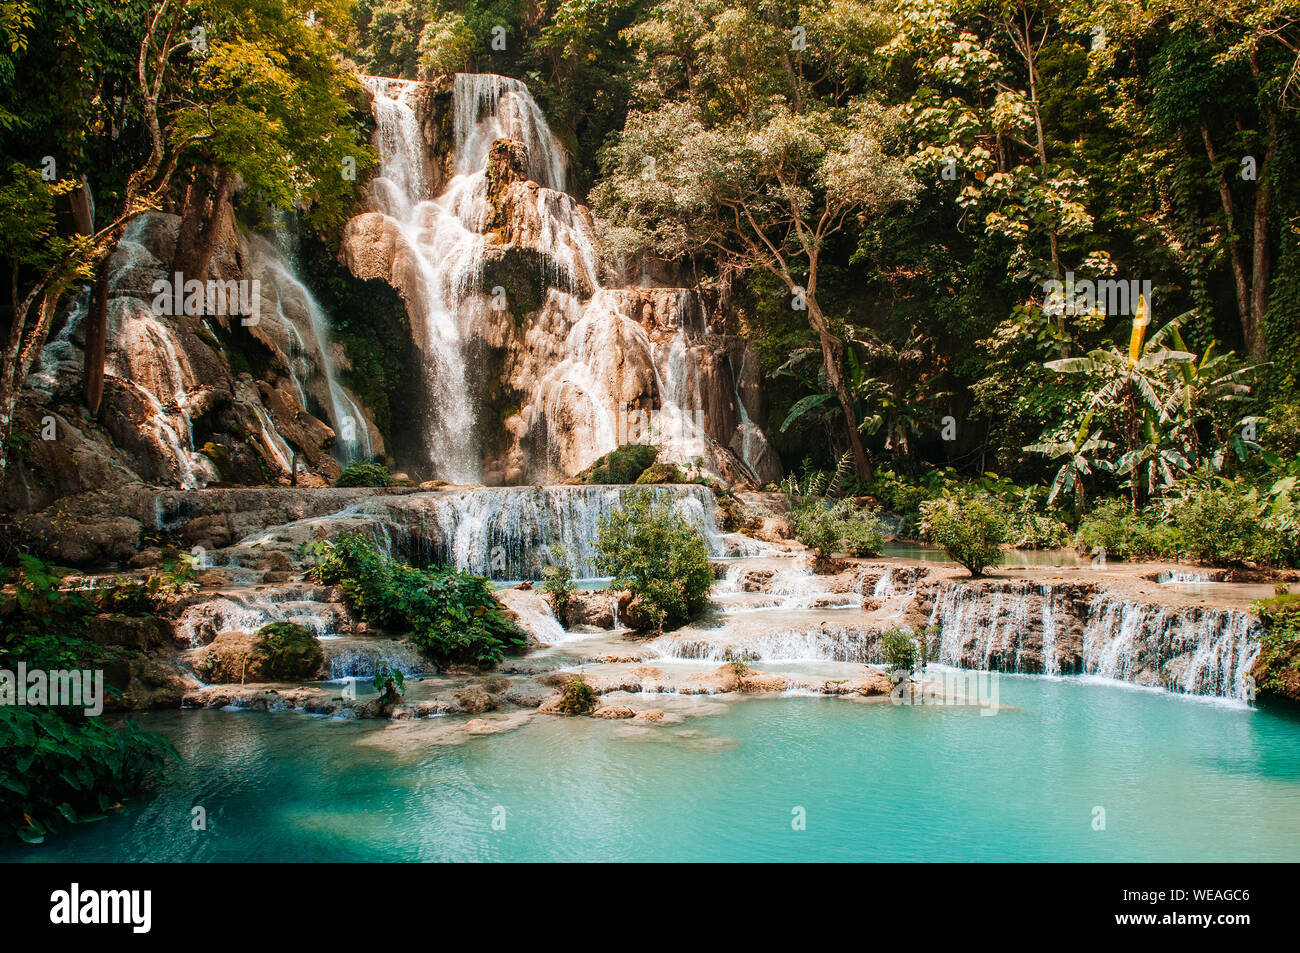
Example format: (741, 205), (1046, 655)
(1045, 307), (1195, 506)
(1023, 410), (1115, 517)
(1160, 325), (1263, 472)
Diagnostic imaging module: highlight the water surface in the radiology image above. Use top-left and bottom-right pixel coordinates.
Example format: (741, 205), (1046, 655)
(6, 676), (1300, 862)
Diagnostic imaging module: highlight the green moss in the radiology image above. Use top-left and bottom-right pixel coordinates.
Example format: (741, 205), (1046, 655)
(1252, 600), (1300, 702)
(579, 443), (659, 484)
(251, 622), (324, 681)
(556, 674), (598, 715)
(336, 461), (391, 487)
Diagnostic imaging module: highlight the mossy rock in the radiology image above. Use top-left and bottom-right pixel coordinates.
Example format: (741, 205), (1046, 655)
(575, 443), (659, 484)
(336, 461), (391, 487)
(635, 461), (686, 484)
(199, 623), (324, 683)
(1251, 599), (1300, 702)
(250, 622), (324, 681)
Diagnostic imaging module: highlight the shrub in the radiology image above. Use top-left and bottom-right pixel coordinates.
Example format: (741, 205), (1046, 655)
(540, 544), (578, 619)
(372, 661), (406, 709)
(307, 533), (527, 667)
(1006, 498), (1073, 549)
(336, 461), (391, 487)
(1251, 596), (1300, 701)
(145, 552), (199, 604)
(250, 622), (323, 680)
(594, 490), (713, 631)
(556, 673), (597, 714)
(583, 443), (659, 484)
(878, 626), (923, 678)
(920, 495), (1007, 576)
(790, 499), (886, 557)
(1075, 499), (1173, 561)
(1170, 482), (1264, 566)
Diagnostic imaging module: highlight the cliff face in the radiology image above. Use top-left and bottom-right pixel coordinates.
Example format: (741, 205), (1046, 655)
(6, 206), (385, 561)
(343, 73), (782, 487)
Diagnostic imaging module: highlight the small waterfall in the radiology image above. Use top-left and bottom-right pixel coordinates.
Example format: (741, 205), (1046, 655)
(175, 585), (352, 647)
(659, 626), (879, 664)
(384, 484), (724, 579)
(249, 231), (372, 463)
(1156, 569), (1218, 585)
(325, 643), (426, 679)
(928, 581), (1044, 672)
(1080, 593), (1260, 700)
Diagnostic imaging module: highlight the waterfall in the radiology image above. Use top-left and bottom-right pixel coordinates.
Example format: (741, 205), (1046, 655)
(924, 580), (1261, 700)
(175, 584), (354, 647)
(362, 74), (517, 481)
(1080, 593), (1260, 700)
(248, 230), (372, 463)
(659, 626), (879, 664)
(376, 484), (724, 579)
(360, 72), (778, 484)
(928, 581), (1044, 672)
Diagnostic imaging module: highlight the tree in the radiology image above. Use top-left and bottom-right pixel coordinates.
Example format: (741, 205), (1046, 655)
(595, 95), (914, 479)
(0, 0), (373, 488)
(1023, 409), (1114, 516)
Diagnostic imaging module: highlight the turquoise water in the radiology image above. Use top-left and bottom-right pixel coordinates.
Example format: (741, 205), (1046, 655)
(6, 676), (1300, 862)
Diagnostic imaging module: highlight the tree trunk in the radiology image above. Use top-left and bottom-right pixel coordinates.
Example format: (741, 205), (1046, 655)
(173, 168), (235, 284)
(84, 265), (109, 417)
(806, 296), (871, 480)
(1201, 120), (1266, 360)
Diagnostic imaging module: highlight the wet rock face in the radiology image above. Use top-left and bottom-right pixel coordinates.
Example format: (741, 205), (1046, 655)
(17, 205), (376, 515)
(350, 74), (782, 487)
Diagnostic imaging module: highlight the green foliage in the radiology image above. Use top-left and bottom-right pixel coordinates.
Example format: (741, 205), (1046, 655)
(250, 622), (323, 681)
(372, 660), (406, 707)
(1075, 499), (1174, 561)
(920, 495), (1007, 576)
(0, 707), (174, 843)
(556, 673), (597, 715)
(593, 490), (713, 631)
(582, 443), (659, 484)
(306, 533), (527, 668)
(789, 499), (886, 557)
(1251, 597), (1300, 701)
(336, 461), (391, 487)
(878, 626), (924, 679)
(540, 544), (577, 619)
(1005, 497), (1073, 550)
(0, 555), (174, 844)
(2, 556), (92, 668)
(1169, 482), (1265, 566)
(145, 553), (199, 604)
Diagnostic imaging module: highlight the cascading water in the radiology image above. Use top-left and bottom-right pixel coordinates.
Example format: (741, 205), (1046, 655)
(378, 484), (724, 578)
(1080, 593), (1259, 700)
(102, 218), (220, 489)
(248, 231), (372, 463)
(925, 580), (1261, 700)
(362, 74), (566, 481)
(360, 72), (777, 484)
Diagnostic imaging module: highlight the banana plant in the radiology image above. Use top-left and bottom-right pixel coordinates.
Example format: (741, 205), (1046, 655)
(1023, 410), (1114, 517)
(1113, 411), (1193, 500)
